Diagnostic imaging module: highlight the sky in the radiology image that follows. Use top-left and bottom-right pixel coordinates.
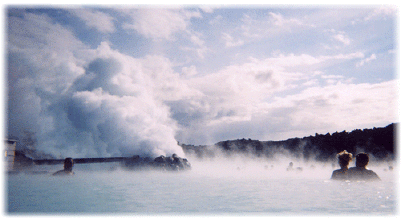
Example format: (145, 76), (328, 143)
(4, 5), (399, 158)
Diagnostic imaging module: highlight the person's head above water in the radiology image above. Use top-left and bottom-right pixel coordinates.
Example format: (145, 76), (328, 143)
(337, 150), (352, 169)
(64, 157), (74, 171)
(355, 153), (369, 168)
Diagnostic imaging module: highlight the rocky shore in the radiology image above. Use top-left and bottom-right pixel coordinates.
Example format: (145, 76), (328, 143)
(123, 154), (191, 171)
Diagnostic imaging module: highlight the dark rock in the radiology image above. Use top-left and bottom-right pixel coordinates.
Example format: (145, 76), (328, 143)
(122, 154), (191, 171)
(154, 155), (166, 163)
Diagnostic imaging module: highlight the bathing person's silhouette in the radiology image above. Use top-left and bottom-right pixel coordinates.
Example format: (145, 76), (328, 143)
(331, 150), (352, 180)
(286, 162), (294, 171)
(348, 153), (380, 181)
(53, 157), (74, 176)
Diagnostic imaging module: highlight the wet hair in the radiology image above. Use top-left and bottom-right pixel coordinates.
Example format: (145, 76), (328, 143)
(355, 153), (369, 167)
(64, 157), (74, 171)
(337, 150), (352, 168)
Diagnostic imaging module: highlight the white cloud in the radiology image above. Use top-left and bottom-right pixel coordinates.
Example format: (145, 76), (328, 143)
(209, 14), (223, 25)
(320, 74), (345, 85)
(328, 52), (365, 60)
(321, 74), (344, 79)
(333, 33), (351, 45)
(68, 8), (115, 33)
(176, 78), (397, 144)
(239, 12), (313, 41)
(7, 12), (89, 92)
(190, 32), (205, 47)
(222, 32), (244, 48)
(183, 30), (209, 59)
(181, 65), (198, 77)
(325, 29), (351, 46)
(174, 54), (321, 128)
(313, 71), (323, 76)
(302, 79), (319, 87)
(356, 53), (377, 67)
(268, 12), (304, 27)
(256, 80), (397, 140)
(180, 45), (209, 59)
(269, 53), (321, 67)
(388, 49), (396, 54)
(199, 5), (217, 14)
(364, 6), (397, 21)
(122, 8), (201, 41)
(170, 49), (392, 144)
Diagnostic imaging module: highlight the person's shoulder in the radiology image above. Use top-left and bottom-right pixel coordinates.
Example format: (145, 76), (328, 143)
(348, 167), (380, 180)
(348, 167), (365, 173)
(332, 169), (346, 174)
(331, 169), (348, 180)
(347, 167), (358, 174)
(365, 169), (380, 178)
(365, 169), (376, 174)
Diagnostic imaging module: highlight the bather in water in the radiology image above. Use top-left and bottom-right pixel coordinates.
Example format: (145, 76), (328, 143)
(347, 153), (380, 181)
(331, 150), (352, 180)
(53, 158), (74, 176)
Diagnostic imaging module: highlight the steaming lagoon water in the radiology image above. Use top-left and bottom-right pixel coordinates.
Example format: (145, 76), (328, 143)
(6, 158), (397, 215)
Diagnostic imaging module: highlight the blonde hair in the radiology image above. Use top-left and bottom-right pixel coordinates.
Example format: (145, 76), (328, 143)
(337, 150), (352, 167)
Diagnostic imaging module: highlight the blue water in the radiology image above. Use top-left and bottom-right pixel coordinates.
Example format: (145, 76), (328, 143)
(5, 160), (397, 215)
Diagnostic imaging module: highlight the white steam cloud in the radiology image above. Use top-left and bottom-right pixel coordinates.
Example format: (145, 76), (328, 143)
(7, 12), (184, 158)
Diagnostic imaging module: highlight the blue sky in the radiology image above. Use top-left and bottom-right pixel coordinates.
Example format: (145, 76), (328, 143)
(5, 5), (398, 158)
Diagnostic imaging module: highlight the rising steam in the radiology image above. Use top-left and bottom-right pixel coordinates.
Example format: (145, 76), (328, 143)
(7, 41), (184, 158)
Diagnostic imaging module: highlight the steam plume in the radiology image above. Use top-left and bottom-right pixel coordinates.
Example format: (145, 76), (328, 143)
(8, 40), (184, 158)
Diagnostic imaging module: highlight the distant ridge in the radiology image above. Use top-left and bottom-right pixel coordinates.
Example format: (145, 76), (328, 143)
(180, 123), (397, 162)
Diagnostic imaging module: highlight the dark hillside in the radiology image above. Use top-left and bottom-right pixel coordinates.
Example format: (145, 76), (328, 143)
(181, 123), (397, 162)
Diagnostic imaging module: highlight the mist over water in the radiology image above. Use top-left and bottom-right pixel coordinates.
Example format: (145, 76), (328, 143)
(185, 154), (396, 182)
(7, 155), (396, 214)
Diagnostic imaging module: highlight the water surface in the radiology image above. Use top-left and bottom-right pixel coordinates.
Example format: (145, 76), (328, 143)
(6, 160), (397, 215)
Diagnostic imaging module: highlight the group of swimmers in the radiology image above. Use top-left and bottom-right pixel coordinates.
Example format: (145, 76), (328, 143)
(331, 150), (380, 181)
